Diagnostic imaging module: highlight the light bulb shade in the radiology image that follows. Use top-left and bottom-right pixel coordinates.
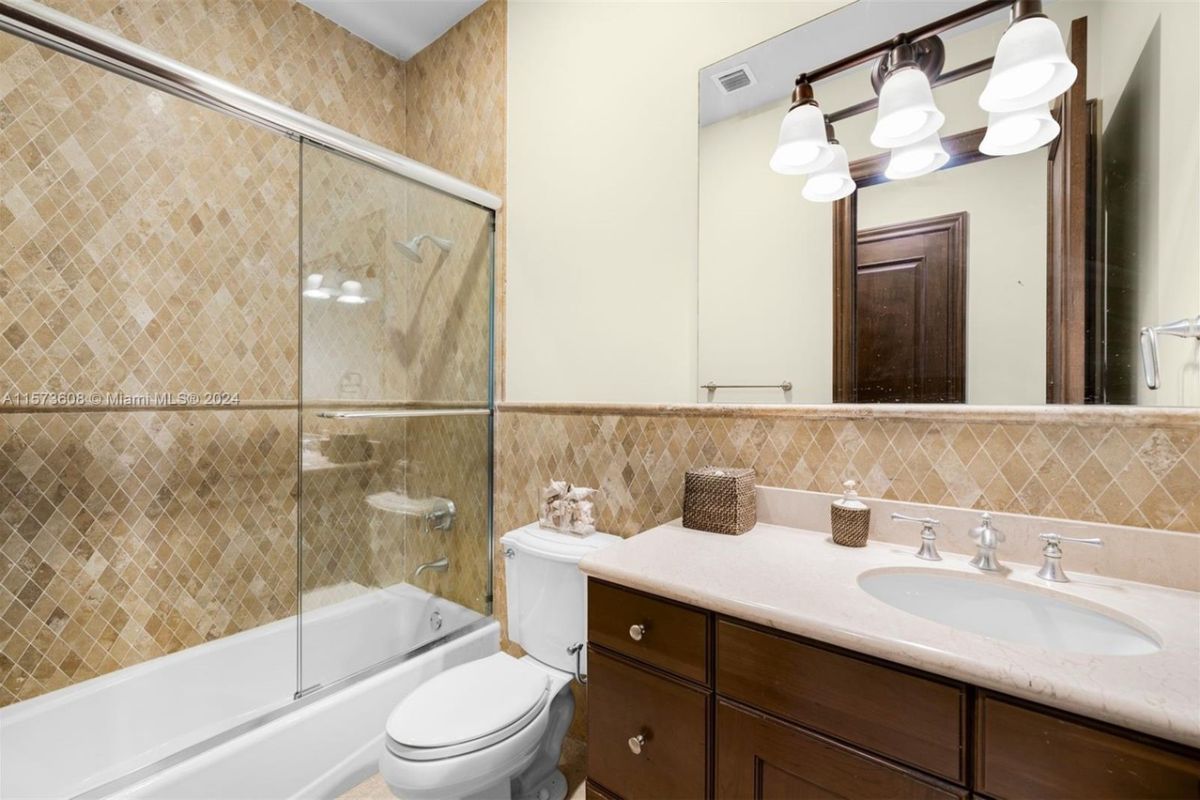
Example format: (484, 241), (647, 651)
(870, 66), (946, 148)
(336, 279), (367, 304)
(302, 273), (331, 299)
(802, 144), (856, 202)
(980, 16), (1077, 111)
(884, 131), (950, 180)
(979, 103), (1060, 155)
(770, 102), (835, 175)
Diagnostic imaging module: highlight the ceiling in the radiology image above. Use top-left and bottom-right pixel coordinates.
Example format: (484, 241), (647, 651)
(698, 0), (1014, 127)
(300, 0), (486, 61)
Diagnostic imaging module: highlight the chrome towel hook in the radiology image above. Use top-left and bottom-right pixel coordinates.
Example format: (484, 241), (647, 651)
(1139, 316), (1200, 389)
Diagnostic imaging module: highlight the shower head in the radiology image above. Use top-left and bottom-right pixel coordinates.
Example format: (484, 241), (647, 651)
(394, 234), (453, 264)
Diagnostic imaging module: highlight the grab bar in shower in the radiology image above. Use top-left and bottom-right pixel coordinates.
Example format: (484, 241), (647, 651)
(702, 381), (793, 392)
(1139, 317), (1200, 389)
(316, 408), (492, 419)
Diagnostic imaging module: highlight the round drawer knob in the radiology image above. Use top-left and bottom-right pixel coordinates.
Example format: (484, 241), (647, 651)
(628, 733), (646, 755)
(628, 623), (647, 641)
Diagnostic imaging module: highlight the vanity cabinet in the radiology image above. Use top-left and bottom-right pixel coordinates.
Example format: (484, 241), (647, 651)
(586, 579), (1200, 800)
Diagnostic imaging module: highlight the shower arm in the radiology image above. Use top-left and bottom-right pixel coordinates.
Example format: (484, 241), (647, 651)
(1139, 316), (1200, 390)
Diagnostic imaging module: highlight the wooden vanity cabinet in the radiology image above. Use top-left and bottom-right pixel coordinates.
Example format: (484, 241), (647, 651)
(585, 579), (1200, 800)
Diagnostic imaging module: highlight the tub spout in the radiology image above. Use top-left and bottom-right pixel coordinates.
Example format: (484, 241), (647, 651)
(414, 557), (449, 578)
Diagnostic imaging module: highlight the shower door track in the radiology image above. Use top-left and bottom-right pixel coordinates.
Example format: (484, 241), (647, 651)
(70, 617), (496, 800)
(0, 0), (502, 212)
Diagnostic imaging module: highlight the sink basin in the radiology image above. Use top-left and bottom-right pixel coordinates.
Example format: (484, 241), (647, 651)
(858, 570), (1160, 655)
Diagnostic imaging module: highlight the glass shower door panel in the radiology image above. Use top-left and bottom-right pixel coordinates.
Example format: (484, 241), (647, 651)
(299, 141), (493, 693)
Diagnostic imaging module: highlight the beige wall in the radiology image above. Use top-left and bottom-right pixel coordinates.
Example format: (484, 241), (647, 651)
(505, 0), (847, 403)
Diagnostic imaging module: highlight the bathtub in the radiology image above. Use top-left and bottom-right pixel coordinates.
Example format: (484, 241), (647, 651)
(0, 583), (499, 800)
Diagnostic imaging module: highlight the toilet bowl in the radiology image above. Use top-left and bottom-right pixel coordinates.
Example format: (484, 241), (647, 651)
(380, 525), (619, 800)
(380, 652), (574, 800)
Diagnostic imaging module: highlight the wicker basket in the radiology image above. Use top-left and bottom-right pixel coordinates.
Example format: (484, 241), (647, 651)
(683, 467), (756, 535)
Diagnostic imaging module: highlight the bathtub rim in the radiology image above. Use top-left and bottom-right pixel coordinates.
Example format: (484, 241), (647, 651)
(68, 615), (496, 800)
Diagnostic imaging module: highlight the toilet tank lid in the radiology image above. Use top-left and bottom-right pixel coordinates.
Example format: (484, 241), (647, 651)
(501, 524), (621, 563)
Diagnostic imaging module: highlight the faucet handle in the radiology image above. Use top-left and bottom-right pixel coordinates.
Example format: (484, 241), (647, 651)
(891, 513), (942, 561)
(1037, 532), (1103, 582)
(1039, 532), (1104, 549)
(969, 511), (1005, 543)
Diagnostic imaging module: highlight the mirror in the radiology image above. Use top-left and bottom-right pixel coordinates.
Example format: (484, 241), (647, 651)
(697, 0), (1199, 406)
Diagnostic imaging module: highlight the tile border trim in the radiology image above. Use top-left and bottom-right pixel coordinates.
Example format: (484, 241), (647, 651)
(497, 401), (1200, 427)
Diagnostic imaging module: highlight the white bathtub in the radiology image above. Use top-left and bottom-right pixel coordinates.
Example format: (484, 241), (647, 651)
(0, 583), (499, 800)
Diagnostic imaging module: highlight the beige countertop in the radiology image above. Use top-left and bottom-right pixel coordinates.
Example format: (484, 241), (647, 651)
(579, 521), (1200, 747)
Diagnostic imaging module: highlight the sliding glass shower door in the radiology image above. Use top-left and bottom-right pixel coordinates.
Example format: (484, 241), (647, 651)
(297, 141), (493, 695)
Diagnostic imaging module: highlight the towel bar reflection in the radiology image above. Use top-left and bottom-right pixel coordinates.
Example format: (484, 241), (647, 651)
(1139, 317), (1200, 389)
(702, 381), (793, 392)
(316, 408), (492, 419)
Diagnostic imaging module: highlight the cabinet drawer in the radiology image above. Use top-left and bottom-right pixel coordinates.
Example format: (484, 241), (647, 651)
(716, 701), (965, 800)
(975, 694), (1200, 799)
(587, 647), (709, 800)
(588, 580), (709, 684)
(716, 619), (966, 784)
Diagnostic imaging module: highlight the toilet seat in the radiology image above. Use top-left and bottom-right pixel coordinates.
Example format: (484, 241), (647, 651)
(385, 653), (550, 761)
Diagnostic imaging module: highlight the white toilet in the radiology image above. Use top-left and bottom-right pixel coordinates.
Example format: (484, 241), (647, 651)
(380, 524), (619, 800)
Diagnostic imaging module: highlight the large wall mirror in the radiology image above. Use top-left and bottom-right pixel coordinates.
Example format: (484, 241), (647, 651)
(697, 0), (1198, 406)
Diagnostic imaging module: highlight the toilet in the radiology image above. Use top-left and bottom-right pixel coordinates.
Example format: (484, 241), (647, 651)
(380, 524), (620, 800)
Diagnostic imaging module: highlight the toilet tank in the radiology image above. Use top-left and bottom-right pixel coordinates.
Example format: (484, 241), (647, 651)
(501, 524), (620, 674)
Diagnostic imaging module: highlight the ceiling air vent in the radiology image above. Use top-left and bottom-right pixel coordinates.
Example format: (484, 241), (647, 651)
(711, 64), (757, 94)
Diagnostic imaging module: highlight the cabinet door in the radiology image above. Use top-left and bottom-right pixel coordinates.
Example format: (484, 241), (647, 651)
(716, 701), (965, 800)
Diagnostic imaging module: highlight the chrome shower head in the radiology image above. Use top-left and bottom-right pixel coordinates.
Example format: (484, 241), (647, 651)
(394, 238), (424, 263)
(394, 234), (453, 264)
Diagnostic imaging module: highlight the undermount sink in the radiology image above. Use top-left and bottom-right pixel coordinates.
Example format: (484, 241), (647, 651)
(858, 569), (1161, 656)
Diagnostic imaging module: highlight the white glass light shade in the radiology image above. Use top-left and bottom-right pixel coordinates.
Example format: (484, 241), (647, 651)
(870, 66), (946, 149)
(980, 16), (1077, 112)
(770, 103), (835, 175)
(884, 132), (950, 180)
(979, 103), (1060, 155)
(336, 280), (367, 304)
(302, 273), (331, 299)
(802, 144), (856, 202)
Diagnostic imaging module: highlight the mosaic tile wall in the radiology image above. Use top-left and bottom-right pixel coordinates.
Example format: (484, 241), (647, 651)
(0, 409), (297, 705)
(1, 34), (299, 402)
(406, 0), (507, 398)
(44, 0), (408, 154)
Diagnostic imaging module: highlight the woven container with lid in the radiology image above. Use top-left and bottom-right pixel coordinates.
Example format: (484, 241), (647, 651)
(683, 467), (756, 535)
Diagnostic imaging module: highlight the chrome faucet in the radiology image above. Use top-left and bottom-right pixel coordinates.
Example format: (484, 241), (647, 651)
(1036, 533), (1103, 582)
(891, 513), (942, 561)
(414, 556), (449, 578)
(968, 512), (1006, 573)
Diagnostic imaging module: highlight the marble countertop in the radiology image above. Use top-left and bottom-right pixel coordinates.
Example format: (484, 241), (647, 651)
(579, 521), (1200, 747)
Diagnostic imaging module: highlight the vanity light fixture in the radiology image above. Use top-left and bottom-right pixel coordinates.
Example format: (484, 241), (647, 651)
(979, 102), (1060, 155)
(770, 77), (835, 175)
(802, 121), (856, 202)
(884, 131), (950, 180)
(302, 273), (332, 299)
(869, 36), (946, 149)
(979, 0), (1077, 112)
(336, 280), (367, 304)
